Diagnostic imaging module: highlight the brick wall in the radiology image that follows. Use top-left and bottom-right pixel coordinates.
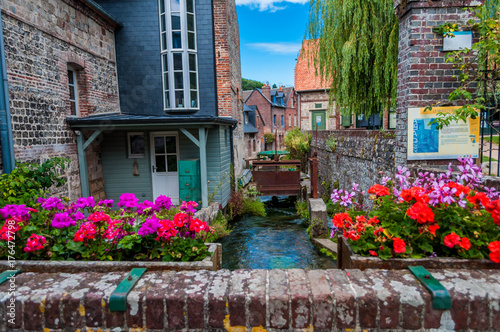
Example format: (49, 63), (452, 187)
(1, 0), (120, 199)
(213, 0), (244, 177)
(309, 130), (396, 200)
(1, 268), (498, 330)
(394, 0), (481, 167)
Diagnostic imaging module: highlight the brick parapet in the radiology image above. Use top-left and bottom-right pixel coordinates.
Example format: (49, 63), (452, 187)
(1, 268), (499, 330)
(394, 0), (481, 167)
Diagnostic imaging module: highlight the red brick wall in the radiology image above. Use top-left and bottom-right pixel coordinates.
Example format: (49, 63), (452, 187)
(3, 269), (499, 330)
(394, 0), (481, 167)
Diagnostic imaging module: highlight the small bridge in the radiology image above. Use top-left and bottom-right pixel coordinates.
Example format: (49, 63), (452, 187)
(252, 160), (302, 196)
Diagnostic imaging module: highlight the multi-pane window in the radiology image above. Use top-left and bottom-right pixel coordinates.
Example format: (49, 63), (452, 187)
(159, 0), (198, 110)
(68, 69), (78, 116)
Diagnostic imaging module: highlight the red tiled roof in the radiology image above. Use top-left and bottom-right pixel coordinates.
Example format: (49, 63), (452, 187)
(294, 39), (330, 92)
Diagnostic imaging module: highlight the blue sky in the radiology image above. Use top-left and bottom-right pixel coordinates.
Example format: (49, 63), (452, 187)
(236, 0), (310, 87)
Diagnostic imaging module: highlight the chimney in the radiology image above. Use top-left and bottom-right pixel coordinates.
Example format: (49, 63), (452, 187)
(262, 83), (271, 100)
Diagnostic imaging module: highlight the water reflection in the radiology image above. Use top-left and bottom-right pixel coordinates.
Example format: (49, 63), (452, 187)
(220, 196), (337, 270)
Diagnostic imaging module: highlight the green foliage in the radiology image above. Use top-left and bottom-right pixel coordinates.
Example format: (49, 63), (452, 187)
(429, 6), (500, 129)
(245, 185), (261, 198)
(241, 198), (266, 217)
(325, 135), (336, 152)
(295, 200), (309, 222)
(307, 0), (399, 116)
(283, 128), (311, 170)
(320, 247), (337, 260)
(203, 212), (231, 242)
(0, 157), (69, 206)
(264, 132), (275, 144)
(242, 78), (264, 91)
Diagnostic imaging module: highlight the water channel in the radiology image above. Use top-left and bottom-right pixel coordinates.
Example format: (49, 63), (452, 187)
(221, 196), (337, 270)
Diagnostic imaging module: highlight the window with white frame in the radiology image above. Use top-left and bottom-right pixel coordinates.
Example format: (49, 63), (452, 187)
(67, 69), (78, 116)
(159, 0), (199, 110)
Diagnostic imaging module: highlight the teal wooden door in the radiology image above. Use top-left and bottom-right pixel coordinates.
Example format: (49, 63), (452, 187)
(311, 111), (326, 130)
(178, 159), (201, 203)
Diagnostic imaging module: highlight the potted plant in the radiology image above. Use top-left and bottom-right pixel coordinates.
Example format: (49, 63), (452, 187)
(330, 157), (500, 269)
(0, 194), (221, 272)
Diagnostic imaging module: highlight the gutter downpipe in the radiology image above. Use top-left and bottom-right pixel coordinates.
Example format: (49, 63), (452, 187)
(0, 7), (15, 174)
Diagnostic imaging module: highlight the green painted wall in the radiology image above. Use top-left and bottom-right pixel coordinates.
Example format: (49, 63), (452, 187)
(207, 126), (231, 207)
(101, 131), (154, 204)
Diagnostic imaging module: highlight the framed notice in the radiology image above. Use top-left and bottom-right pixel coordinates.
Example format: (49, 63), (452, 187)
(407, 107), (479, 160)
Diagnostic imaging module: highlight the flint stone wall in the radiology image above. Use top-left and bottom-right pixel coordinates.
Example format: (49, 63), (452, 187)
(0, 268), (499, 331)
(309, 130), (396, 200)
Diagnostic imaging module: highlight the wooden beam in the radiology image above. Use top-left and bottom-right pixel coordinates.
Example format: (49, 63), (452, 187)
(82, 130), (102, 151)
(180, 128), (200, 147)
(199, 127), (208, 208)
(76, 133), (90, 197)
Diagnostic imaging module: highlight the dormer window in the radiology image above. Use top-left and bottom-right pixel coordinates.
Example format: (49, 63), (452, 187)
(159, 0), (199, 110)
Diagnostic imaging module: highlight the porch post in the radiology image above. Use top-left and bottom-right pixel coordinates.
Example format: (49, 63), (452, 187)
(76, 132), (90, 197)
(199, 127), (208, 208)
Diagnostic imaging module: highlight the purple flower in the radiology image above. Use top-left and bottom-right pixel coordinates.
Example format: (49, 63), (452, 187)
(118, 193), (139, 209)
(98, 199), (114, 208)
(39, 197), (64, 211)
(71, 212), (85, 221)
(428, 252), (437, 258)
(330, 226), (340, 238)
(484, 187), (499, 200)
(137, 200), (154, 215)
(381, 176), (391, 186)
(0, 204), (31, 220)
(137, 217), (160, 237)
(153, 195), (172, 212)
(51, 212), (76, 229)
(351, 183), (359, 192)
(180, 201), (198, 214)
(75, 197), (95, 210)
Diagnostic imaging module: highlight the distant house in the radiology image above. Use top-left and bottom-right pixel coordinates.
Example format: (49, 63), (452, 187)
(243, 84), (297, 155)
(295, 39), (340, 130)
(0, 0), (243, 209)
(243, 104), (261, 160)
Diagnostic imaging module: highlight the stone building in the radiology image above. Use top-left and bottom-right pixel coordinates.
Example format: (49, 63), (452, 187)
(294, 39), (339, 131)
(0, 0), (244, 208)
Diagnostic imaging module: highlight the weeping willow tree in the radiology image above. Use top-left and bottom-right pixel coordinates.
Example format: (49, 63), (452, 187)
(307, 0), (399, 116)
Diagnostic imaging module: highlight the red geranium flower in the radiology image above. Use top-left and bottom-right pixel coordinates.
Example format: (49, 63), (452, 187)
(459, 237), (471, 250)
(368, 216), (379, 225)
(428, 224), (440, 236)
(368, 184), (390, 197)
(24, 234), (46, 253)
(444, 232), (461, 248)
(393, 237), (406, 254)
(332, 213), (352, 228)
(369, 250), (377, 256)
(406, 202), (435, 224)
(400, 187), (428, 203)
(488, 241), (500, 263)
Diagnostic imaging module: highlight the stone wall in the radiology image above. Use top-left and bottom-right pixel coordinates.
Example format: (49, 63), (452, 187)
(1, 268), (498, 330)
(309, 129), (396, 199)
(1, 0), (120, 199)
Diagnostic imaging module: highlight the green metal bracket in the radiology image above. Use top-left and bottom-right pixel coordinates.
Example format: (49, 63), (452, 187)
(408, 266), (451, 310)
(109, 268), (147, 312)
(0, 270), (21, 286)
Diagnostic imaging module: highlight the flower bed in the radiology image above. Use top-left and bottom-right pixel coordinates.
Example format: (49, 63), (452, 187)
(330, 157), (500, 266)
(0, 194), (218, 268)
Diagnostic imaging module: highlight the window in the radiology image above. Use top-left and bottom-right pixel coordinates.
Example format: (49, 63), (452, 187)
(315, 103), (322, 109)
(294, 115), (297, 127)
(281, 115), (284, 127)
(288, 114), (291, 127)
(128, 132), (145, 158)
(389, 108), (397, 129)
(68, 69), (78, 116)
(159, 0), (198, 110)
(274, 115), (276, 126)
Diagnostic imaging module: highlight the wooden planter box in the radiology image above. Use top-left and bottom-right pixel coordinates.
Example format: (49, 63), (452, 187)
(0, 243), (222, 273)
(337, 236), (499, 270)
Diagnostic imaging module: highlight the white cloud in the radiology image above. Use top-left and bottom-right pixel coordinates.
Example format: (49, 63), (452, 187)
(236, 0), (308, 12)
(247, 42), (302, 55)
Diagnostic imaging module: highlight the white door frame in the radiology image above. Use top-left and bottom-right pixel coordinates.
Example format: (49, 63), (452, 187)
(150, 131), (180, 203)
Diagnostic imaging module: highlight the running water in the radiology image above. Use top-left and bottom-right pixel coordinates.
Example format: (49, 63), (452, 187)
(220, 196), (336, 270)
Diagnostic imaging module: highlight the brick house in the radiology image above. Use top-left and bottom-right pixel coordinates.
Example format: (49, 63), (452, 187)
(295, 39), (339, 130)
(0, 0), (244, 208)
(244, 84), (297, 154)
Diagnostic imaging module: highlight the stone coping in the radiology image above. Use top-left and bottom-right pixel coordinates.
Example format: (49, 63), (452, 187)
(0, 243), (221, 273)
(1, 268), (499, 330)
